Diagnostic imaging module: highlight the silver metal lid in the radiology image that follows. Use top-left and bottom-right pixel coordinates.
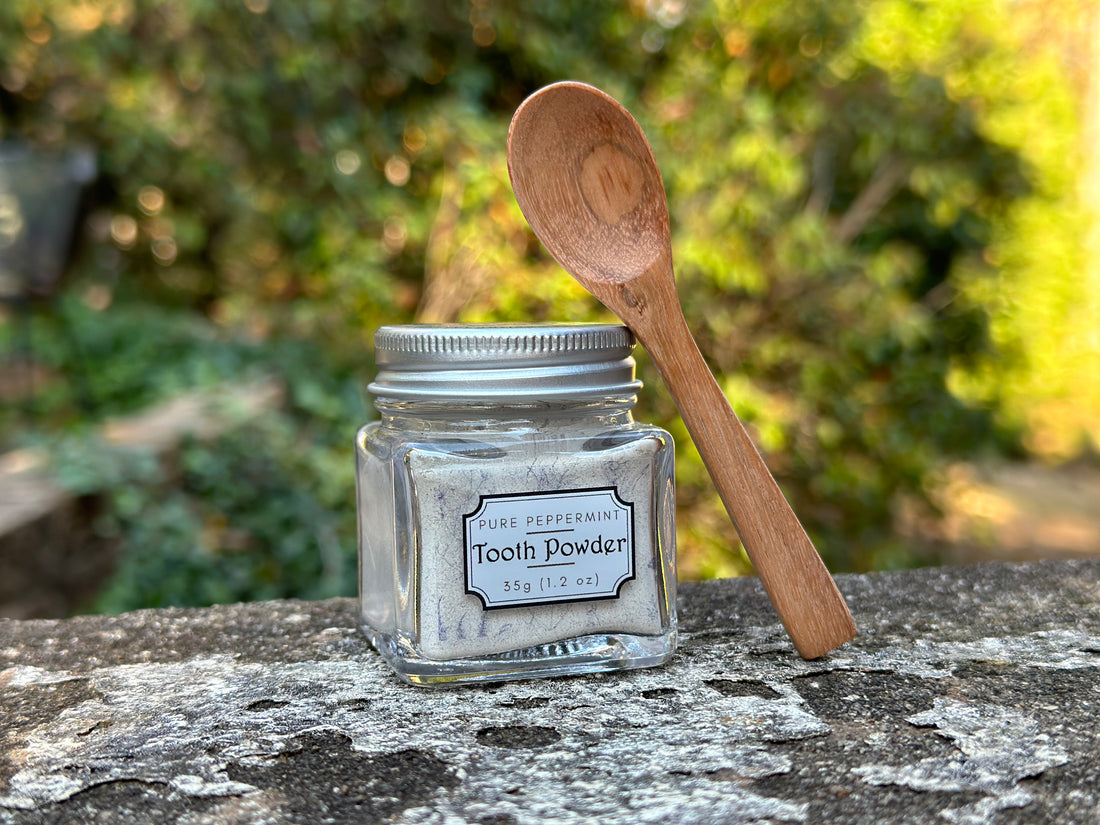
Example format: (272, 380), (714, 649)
(369, 324), (642, 401)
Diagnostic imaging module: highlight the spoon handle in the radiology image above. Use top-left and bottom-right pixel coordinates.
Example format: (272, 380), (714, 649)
(613, 264), (857, 659)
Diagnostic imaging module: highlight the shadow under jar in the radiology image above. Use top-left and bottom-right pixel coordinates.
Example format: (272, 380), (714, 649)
(356, 324), (676, 686)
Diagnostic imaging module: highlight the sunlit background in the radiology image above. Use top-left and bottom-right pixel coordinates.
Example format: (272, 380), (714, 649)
(1, 0), (1098, 618)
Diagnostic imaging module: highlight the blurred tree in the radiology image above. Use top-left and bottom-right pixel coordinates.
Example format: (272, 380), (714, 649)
(0, 0), (1093, 594)
(630, 0), (1087, 573)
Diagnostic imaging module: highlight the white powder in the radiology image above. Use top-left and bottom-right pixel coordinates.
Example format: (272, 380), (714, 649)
(407, 435), (669, 660)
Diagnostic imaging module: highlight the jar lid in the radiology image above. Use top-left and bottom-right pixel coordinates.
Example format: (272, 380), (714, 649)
(369, 323), (643, 401)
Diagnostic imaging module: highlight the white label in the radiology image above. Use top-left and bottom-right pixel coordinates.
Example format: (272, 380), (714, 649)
(463, 487), (635, 609)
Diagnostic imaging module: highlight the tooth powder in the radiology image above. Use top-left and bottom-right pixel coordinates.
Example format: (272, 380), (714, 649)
(356, 324), (676, 685)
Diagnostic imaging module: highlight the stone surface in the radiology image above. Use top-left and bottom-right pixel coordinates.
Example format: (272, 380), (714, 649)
(1, 559), (1099, 824)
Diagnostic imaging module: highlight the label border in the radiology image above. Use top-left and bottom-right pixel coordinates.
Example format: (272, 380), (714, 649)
(462, 486), (636, 610)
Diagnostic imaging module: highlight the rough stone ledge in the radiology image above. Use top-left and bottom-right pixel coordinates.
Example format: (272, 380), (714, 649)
(1, 559), (1098, 824)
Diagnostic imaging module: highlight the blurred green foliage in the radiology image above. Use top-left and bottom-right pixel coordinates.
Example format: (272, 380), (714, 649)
(5, 298), (364, 611)
(1, 0), (1095, 608)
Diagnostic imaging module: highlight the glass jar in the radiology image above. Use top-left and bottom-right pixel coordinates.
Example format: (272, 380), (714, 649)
(355, 323), (676, 686)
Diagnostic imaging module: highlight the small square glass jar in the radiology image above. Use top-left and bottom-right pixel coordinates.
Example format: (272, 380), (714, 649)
(355, 323), (676, 686)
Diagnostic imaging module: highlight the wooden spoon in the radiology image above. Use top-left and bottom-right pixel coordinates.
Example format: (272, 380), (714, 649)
(507, 81), (856, 659)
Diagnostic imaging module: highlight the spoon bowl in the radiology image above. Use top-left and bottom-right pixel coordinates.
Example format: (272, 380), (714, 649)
(508, 81), (856, 659)
(508, 84), (668, 285)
